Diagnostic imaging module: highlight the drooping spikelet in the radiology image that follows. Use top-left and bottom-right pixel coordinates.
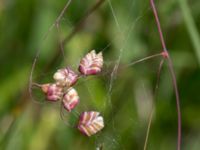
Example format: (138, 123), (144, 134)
(62, 88), (79, 112)
(79, 50), (103, 75)
(53, 67), (78, 87)
(41, 83), (63, 101)
(78, 111), (104, 136)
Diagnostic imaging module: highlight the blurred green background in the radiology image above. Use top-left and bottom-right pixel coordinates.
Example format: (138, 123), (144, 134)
(0, 0), (200, 149)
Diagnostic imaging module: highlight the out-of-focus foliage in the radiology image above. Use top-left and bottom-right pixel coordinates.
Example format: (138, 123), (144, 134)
(0, 0), (200, 150)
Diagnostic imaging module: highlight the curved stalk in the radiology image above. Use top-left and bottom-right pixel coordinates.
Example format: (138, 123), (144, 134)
(149, 0), (182, 150)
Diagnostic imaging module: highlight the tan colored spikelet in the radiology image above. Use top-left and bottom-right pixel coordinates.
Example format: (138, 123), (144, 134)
(78, 111), (104, 136)
(41, 83), (63, 101)
(53, 67), (78, 87)
(79, 50), (103, 75)
(62, 88), (79, 112)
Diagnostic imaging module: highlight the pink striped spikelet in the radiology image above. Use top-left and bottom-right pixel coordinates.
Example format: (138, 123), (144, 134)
(79, 50), (103, 75)
(62, 88), (79, 112)
(53, 67), (78, 87)
(78, 111), (104, 136)
(41, 83), (63, 101)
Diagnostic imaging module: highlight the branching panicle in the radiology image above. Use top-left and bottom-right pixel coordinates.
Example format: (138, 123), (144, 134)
(29, 0), (182, 148)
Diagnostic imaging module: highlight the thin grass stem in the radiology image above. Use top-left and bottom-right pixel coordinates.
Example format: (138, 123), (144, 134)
(149, 1), (182, 149)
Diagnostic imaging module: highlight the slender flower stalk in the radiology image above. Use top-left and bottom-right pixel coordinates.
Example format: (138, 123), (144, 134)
(144, 59), (164, 150)
(126, 52), (163, 68)
(149, 0), (182, 150)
